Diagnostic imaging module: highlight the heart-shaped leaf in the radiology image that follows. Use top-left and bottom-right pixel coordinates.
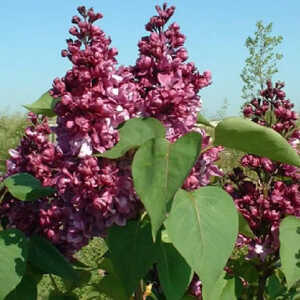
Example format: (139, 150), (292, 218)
(98, 118), (165, 159)
(106, 220), (158, 297)
(157, 241), (193, 300)
(132, 132), (202, 239)
(165, 187), (238, 299)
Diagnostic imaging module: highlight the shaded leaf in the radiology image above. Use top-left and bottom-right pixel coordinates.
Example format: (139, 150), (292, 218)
(4, 269), (40, 300)
(231, 259), (258, 284)
(106, 220), (158, 297)
(98, 118), (165, 159)
(28, 235), (78, 281)
(157, 241), (193, 300)
(48, 291), (79, 300)
(24, 91), (59, 117)
(70, 258), (91, 270)
(4, 173), (55, 201)
(0, 229), (29, 299)
(181, 295), (198, 300)
(266, 274), (286, 299)
(95, 258), (129, 300)
(165, 187), (238, 299)
(238, 213), (254, 238)
(62, 269), (92, 291)
(133, 132), (202, 239)
(214, 117), (300, 167)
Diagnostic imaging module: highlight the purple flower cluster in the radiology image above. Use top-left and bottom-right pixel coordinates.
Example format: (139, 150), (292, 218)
(5, 113), (62, 185)
(0, 4), (223, 259)
(184, 128), (223, 190)
(226, 80), (300, 261)
(189, 275), (203, 299)
(132, 3), (223, 196)
(132, 3), (212, 142)
(51, 6), (142, 156)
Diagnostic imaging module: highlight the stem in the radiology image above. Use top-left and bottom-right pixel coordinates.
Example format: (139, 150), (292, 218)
(257, 266), (274, 300)
(134, 280), (144, 300)
(257, 272), (267, 300)
(0, 188), (8, 204)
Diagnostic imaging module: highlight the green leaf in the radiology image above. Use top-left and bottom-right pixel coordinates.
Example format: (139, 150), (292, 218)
(0, 229), (29, 299)
(231, 259), (258, 284)
(165, 187), (238, 299)
(266, 274), (286, 299)
(4, 270), (40, 300)
(62, 269), (92, 291)
(95, 258), (129, 300)
(4, 173), (55, 201)
(219, 278), (236, 300)
(24, 91), (59, 117)
(197, 113), (214, 128)
(98, 118), (165, 159)
(157, 241), (193, 300)
(279, 216), (300, 289)
(207, 272), (236, 300)
(106, 220), (158, 297)
(28, 235), (78, 281)
(84, 290), (103, 300)
(215, 117), (300, 167)
(238, 213), (255, 238)
(70, 258), (91, 270)
(181, 295), (197, 300)
(206, 271), (227, 300)
(132, 132), (202, 239)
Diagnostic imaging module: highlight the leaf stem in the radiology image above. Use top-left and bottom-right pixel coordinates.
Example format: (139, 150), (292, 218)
(0, 188), (8, 203)
(257, 263), (275, 300)
(134, 280), (144, 300)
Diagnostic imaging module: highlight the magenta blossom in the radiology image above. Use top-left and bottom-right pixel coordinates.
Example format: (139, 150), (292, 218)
(0, 5), (222, 259)
(227, 80), (300, 260)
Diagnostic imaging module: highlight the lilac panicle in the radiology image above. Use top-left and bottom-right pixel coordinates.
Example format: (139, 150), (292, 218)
(227, 80), (300, 261)
(1, 4), (223, 260)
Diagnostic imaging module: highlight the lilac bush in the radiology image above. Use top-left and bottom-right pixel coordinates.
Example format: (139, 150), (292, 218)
(223, 80), (300, 298)
(0, 4), (299, 300)
(0, 4), (222, 260)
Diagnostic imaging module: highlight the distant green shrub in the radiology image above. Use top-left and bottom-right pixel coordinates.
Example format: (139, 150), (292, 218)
(0, 112), (28, 174)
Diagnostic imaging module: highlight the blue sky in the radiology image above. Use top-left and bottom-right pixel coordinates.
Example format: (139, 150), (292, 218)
(1, 0), (299, 117)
